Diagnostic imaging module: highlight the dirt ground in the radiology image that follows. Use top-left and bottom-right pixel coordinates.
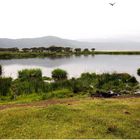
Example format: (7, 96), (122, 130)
(0, 98), (79, 111)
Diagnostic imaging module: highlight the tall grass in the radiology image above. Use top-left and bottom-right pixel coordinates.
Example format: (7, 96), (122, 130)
(0, 68), (139, 100)
(18, 69), (42, 80)
(11, 69), (45, 95)
(0, 65), (2, 76)
(0, 77), (12, 96)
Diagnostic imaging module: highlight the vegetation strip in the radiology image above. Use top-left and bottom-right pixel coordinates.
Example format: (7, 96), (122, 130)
(0, 65), (140, 102)
(0, 46), (140, 59)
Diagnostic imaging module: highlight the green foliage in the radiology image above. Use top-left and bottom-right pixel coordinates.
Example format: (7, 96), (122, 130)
(0, 77), (12, 96)
(0, 65), (2, 76)
(52, 68), (67, 81)
(12, 79), (46, 95)
(0, 49), (140, 59)
(78, 72), (138, 93)
(0, 66), (139, 100)
(41, 89), (73, 99)
(83, 48), (89, 52)
(127, 76), (138, 83)
(69, 78), (88, 93)
(74, 48), (81, 52)
(11, 69), (45, 95)
(137, 68), (140, 76)
(18, 69), (42, 81)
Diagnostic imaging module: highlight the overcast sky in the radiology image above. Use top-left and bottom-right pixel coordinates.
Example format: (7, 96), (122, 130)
(0, 0), (140, 39)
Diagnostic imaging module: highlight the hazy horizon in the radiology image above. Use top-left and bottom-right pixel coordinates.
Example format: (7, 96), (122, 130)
(1, 35), (140, 43)
(0, 0), (140, 40)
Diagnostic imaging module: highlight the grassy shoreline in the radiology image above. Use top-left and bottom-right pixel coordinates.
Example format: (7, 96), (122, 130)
(0, 51), (140, 59)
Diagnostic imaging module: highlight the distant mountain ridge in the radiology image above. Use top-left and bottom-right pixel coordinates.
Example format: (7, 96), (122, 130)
(0, 36), (140, 51)
(0, 36), (94, 49)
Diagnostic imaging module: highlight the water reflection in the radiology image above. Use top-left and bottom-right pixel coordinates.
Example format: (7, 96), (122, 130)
(0, 55), (140, 81)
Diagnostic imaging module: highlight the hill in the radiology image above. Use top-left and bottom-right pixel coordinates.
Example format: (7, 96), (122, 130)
(0, 36), (140, 50)
(0, 36), (94, 49)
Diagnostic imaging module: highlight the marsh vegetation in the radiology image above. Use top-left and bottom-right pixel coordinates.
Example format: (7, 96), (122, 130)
(0, 66), (140, 102)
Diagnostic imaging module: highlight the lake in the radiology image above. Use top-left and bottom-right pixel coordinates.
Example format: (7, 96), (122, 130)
(0, 55), (140, 81)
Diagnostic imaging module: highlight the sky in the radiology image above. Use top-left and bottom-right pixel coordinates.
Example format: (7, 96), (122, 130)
(0, 0), (140, 40)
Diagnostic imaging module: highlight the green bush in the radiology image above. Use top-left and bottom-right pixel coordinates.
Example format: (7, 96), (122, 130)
(78, 72), (138, 93)
(11, 69), (45, 95)
(52, 68), (67, 81)
(137, 68), (140, 76)
(0, 77), (12, 96)
(127, 76), (138, 84)
(18, 69), (42, 81)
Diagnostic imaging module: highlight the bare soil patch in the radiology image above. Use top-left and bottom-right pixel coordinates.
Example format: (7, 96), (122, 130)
(0, 99), (78, 111)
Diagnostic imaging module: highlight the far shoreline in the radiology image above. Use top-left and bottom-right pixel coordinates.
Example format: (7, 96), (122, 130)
(0, 50), (140, 60)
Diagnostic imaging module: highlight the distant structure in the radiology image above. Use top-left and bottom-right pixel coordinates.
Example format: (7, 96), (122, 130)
(109, 2), (116, 6)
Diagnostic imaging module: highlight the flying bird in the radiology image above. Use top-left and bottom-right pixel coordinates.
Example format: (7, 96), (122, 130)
(109, 2), (116, 6)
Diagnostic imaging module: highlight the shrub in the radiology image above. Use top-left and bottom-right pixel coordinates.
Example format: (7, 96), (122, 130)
(14, 69), (44, 94)
(52, 68), (67, 81)
(18, 69), (42, 81)
(0, 77), (12, 96)
(78, 72), (138, 93)
(69, 78), (86, 93)
(137, 68), (140, 76)
(127, 76), (138, 84)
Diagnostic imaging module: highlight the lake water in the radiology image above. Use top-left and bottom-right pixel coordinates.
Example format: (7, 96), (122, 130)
(0, 55), (140, 81)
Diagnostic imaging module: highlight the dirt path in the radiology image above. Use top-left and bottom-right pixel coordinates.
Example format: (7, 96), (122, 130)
(0, 99), (79, 111)
(0, 95), (140, 111)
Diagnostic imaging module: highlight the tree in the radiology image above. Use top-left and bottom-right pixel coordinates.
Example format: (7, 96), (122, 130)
(48, 46), (64, 52)
(83, 48), (89, 52)
(91, 48), (95, 51)
(74, 48), (81, 52)
(22, 48), (31, 52)
(52, 69), (67, 81)
(31, 47), (38, 52)
(64, 47), (72, 52)
(0, 65), (2, 76)
(0, 47), (19, 52)
(137, 68), (140, 76)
